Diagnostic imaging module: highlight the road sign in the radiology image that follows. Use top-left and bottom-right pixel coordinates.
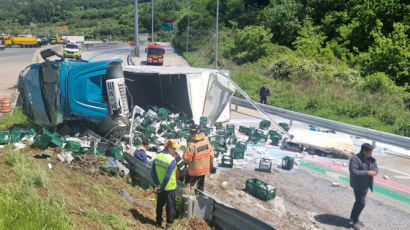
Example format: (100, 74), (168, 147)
(161, 23), (173, 31)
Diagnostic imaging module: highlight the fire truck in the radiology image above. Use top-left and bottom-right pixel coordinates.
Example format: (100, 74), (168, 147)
(145, 43), (165, 65)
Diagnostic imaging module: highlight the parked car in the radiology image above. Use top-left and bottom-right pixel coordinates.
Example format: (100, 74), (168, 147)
(63, 43), (82, 58)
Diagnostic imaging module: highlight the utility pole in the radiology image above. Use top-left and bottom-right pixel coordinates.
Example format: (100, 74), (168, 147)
(215, 0), (219, 69)
(151, 0), (154, 42)
(134, 0), (139, 56)
(186, 6), (190, 52)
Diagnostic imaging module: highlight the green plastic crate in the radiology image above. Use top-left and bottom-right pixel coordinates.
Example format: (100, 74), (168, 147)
(33, 134), (52, 149)
(221, 155), (233, 168)
(0, 130), (10, 144)
(259, 120), (271, 130)
(144, 126), (156, 139)
(200, 117), (208, 127)
(238, 126), (249, 134)
(279, 122), (290, 132)
(64, 141), (82, 154)
(281, 156), (294, 170)
(204, 127), (211, 136)
(247, 127), (256, 136)
(257, 158), (272, 172)
(226, 124), (235, 136)
(235, 141), (247, 152)
(215, 122), (223, 130)
(268, 130), (279, 138)
(247, 136), (259, 144)
(106, 146), (123, 159)
(176, 130), (190, 139)
(216, 130), (229, 137)
(230, 147), (245, 159)
(81, 146), (94, 154)
(246, 178), (276, 201)
(157, 108), (169, 121)
(50, 132), (65, 147)
(227, 135), (238, 145)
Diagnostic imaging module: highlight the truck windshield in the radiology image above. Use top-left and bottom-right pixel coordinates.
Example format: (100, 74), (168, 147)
(148, 48), (163, 55)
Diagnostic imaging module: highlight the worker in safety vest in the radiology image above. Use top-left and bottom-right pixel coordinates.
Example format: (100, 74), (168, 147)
(183, 125), (216, 192)
(151, 139), (181, 228)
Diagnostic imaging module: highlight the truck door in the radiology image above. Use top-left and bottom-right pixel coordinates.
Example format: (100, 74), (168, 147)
(202, 72), (236, 126)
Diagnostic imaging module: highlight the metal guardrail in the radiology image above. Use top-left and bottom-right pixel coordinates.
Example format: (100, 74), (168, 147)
(32, 45), (63, 63)
(231, 96), (410, 149)
(213, 201), (276, 230)
(83, 42), (126, 50)
(123, 153), (277, 230)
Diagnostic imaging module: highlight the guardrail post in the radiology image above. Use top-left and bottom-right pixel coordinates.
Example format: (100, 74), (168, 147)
(289, 120), (293, 127)
(372, 140), (376, 148)
(234, 104), (238, 111)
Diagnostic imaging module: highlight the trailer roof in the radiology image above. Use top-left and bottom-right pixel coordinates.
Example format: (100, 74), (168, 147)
(124, 65), (229, 75)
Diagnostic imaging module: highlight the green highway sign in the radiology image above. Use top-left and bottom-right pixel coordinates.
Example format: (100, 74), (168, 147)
(161, 23), (173, 31)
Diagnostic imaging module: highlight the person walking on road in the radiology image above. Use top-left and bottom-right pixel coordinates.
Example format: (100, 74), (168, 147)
(151, 139), (181, 228)
(349, 143), (378, 230)
(259, 82), (270, 104)
(183, 125), (216, 192)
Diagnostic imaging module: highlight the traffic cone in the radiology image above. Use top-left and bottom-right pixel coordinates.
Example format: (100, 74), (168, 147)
(0, 98), (11, 113)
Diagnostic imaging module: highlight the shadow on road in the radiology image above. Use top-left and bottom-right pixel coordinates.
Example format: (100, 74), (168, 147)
(314, 214), (351, 228)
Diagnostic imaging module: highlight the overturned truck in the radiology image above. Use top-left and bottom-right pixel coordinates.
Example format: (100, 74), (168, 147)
(18, 50), (236, 134)
(18, 49), (129, 134)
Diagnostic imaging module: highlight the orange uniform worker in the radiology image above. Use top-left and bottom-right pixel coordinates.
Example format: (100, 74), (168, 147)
(183, 125), (216, 191)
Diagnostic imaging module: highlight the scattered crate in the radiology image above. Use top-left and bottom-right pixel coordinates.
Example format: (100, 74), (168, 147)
(64, 141), (82, 154)
(259, 120), (271, 130)
(256, 158), (272, 172)
(245, 178), (276, 201)
(279, 122), (290, 132)
(281, 156), (294, 170)
(225, 124), (235, 135)
(230, 147), (245, 159)
(221, 155), (233, 168)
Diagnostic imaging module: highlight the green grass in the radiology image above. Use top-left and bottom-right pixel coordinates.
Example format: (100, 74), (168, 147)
(81, 208), (128, 230)
(0, 148), (74, 230)
(0, 108), (36, 130)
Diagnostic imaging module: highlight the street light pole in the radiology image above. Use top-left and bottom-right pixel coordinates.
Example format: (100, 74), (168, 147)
(151, 0), (154, 42)
(215, 0), (219, 69)
(134, 0), (139, 57)
(186, 6), (190, 52)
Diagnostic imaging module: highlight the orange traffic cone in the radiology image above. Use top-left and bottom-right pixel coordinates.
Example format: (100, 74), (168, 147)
(0, 98), (11, 113)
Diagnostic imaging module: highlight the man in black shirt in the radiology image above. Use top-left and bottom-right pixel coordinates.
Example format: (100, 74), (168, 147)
(259, 82), (270, 104)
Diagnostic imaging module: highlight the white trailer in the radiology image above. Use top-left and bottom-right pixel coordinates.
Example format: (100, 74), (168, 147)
(62, 36), (85, 44)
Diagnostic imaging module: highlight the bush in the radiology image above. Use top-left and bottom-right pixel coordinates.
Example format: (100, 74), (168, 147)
(223, 25), (273, 64)
(361, 72), (396, 93)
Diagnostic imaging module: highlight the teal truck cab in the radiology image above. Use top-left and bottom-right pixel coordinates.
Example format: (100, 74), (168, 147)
(18, 49), (129, 134)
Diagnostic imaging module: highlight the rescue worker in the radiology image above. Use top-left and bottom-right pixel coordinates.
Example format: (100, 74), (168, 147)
(183, 125), (216, 192)
(150, 139), (181, 228)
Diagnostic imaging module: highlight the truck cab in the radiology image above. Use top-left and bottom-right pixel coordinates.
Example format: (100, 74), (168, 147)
(145, 43), (165, 65)
(18, 49), (129, 135)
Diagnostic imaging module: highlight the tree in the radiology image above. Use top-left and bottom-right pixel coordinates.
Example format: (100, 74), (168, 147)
(258, 0), (304, 47)
(362, 22), (409, 86)
(223, 25), (272, 64)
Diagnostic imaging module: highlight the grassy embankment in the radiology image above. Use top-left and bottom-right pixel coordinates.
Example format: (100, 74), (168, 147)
(181, 38), (409, 137)
(0, 110), (210, 230)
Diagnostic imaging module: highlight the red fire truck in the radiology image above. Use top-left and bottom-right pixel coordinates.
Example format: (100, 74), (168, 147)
(145, 43), (165, 65)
